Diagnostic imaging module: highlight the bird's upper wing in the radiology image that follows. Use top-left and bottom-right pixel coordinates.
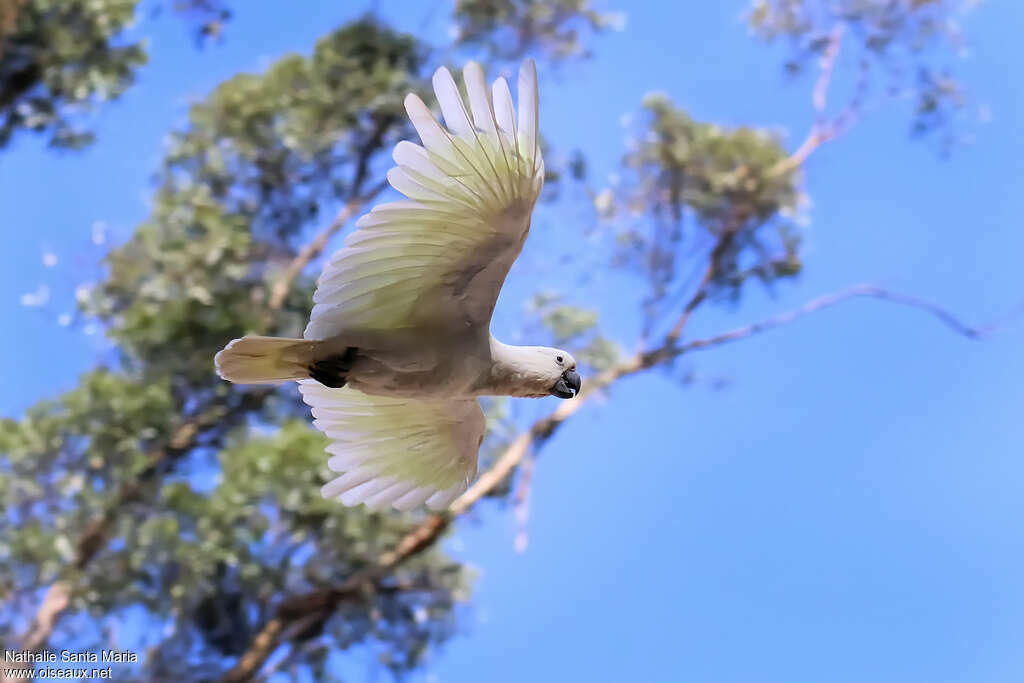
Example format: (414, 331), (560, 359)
(304, 59), (544, 340)
(299, 381), (484, 510)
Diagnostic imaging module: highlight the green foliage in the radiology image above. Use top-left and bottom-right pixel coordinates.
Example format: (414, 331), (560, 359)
(0, 0), (238, 150)
(0, 0), (146, 148)
(575, 336), (622, 372)
(0, 387), (470, 676)
(1, 17), (475, 678)
(86, 19), (425, 387)
(453, 0), (625, 60)
(89, 187), (267, 388)
(599, 94), (803, 330)
(164, 19), (423, 228)
(143, 422), (470, 676)
(0, 370), (177, 585)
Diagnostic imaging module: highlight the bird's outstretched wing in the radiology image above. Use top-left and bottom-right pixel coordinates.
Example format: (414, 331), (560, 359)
(304, 59), (544, 340)
(299, 381), (484, 510)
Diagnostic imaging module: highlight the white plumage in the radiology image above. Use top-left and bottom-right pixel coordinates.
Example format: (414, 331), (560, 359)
(298, 381), (483, 511)
(214, 60), (581, 512)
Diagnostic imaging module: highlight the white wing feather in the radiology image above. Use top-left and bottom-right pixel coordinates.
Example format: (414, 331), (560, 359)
(300, 381), (484, 511)
(304, 59), (543, 340)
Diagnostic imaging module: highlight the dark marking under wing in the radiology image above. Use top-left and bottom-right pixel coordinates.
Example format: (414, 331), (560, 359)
(308, 347), (358, 388)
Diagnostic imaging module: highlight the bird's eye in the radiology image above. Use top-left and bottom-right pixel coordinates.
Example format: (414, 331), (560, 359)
(556, 355), (564, 363)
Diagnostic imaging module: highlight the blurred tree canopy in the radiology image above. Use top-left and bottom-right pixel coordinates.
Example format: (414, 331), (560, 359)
(89, 19), (426, 386)
(0, 0), (145, 148)
(0, 1), (983, 681)
(2, 16), (469, 680)
(452, 0), (627, 60)
(601, 94), (803, 335)
(0, 0), (231, 149)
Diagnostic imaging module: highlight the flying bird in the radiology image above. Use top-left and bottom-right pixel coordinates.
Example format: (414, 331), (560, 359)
(214, 59), (581, 512)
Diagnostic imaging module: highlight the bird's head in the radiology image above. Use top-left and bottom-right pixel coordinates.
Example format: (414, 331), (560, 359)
(490, 341), (583, 399)
(532, 347), (581, 399)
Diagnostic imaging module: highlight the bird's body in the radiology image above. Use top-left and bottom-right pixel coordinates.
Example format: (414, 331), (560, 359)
(341, 329), (492, 399)
(214, 59), (581, 511)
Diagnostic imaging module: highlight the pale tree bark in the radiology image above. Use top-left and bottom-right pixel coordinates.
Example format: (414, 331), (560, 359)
(767, 25), (869, 179)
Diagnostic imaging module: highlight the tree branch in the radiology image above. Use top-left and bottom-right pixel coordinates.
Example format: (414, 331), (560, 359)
(0, 0), (23, 59)
(769, 25), (854, 178)
(71, 396), (264, 570)
(351, 115), (395, 198)
(513, 453), (536, 553)
(2, 391), (274, 683)
(8, 100), (393, 682)
(221, 281), (1009, 681)
(665, 214), (751, 346)
(266, 179), (388, 312)
(675, 284), (1002, 356)
(14, 584), (70, 658)
(813, 25), (845, 120)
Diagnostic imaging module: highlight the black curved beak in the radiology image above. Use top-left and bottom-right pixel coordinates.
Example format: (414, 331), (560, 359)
(549, 369), (582, 399)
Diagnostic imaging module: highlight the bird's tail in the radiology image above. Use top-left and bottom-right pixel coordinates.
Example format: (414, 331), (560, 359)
(214, 336), (318, 384)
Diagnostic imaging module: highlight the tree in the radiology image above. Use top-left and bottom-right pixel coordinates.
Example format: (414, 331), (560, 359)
(747, 0), (976, 152)
(0, 1), (995, 681)
(0, 0), (229, 149)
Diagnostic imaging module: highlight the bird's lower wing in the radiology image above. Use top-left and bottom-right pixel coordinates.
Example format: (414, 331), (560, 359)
(298, 380), (484, 511)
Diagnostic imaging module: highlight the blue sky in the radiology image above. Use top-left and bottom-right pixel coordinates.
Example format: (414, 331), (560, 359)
(2, 2), (1023, 682)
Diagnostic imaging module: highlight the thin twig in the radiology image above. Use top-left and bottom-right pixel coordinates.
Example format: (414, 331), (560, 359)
(666, 222), (744, 344)
(769, 25), (847, 178)
(813, 25), (845, 119)
(665, 257), (715, 344)
(676, 284), (1002, 358)
(513, 453), (536, 553)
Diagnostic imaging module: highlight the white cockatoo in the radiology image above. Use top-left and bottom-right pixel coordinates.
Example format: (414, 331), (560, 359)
(214, 59), (581, 512)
